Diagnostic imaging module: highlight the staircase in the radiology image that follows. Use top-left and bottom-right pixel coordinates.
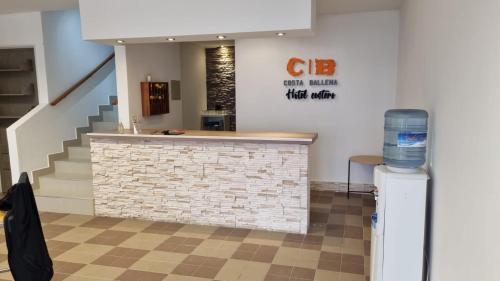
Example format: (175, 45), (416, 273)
(33, 96), (118, 215)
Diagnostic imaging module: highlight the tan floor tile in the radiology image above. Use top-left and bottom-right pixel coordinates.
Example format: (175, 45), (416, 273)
(215, 259), (270, 281)
(0, 272), (13, 281)
(163, 274), (211, 281)
(54, 243), (113, 264)
(63, 275), (106, 281)
(272, 247), (320, 269)
(110, 219), (153, 232)
(40, 212), (69, 224)
(81, 217), (125, 229)
(175, 224), (218, 239)
(342, 238), (364, 255)
(130, 251), (187, 274)
(345, 215), (363, 227)
(191, 239), (240, 258)
(119, 232), (167, 250)
(340, 272), (366, 281)
(43, 224), (74, 239)
(363, 227), (371, 240)
(244, 230), (286, 246)
(51, 214), (94, 227)
(321, 237), (343, 253)
(314, 269), (341, 281)
(72, 264), (125, 280)
(86, 230), (135, 246)
(51, 227), (105, 243)
(116, 269), (167, 281)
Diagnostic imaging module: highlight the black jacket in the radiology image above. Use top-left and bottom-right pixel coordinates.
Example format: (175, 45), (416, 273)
(0, 173), (53, 281)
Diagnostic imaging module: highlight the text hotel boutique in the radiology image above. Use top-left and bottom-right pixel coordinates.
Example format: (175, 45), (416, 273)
(0, 0), (498, 280)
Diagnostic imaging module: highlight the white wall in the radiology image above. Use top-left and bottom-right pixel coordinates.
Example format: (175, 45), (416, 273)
(236, 11), (399, 184)
(180, 43), (207, 130)
(6, 9), (116, 181)
(117, 43), (183, 129)
(397, 0), (500, 280)
(0, 12), (49, 104)
(41, 9), (113, 102)
(8, 65), (116, 181)
(79, 0), (315, 43)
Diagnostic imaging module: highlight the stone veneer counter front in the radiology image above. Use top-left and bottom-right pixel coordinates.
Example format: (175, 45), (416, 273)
(88, 130), (317, 234)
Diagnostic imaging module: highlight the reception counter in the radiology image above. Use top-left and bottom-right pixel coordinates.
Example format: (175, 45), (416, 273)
(88, 130), (317, 234)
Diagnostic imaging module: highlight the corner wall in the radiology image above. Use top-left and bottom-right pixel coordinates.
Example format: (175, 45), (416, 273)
(180, 43), (207, 130)
(397, 0), (500, 280)
(236, 11), (400, 184)
(41, 9), (113, 102)
(115, 43), (183, 129)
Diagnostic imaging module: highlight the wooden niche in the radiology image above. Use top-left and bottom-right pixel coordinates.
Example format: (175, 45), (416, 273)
(141, 82), (169, 116)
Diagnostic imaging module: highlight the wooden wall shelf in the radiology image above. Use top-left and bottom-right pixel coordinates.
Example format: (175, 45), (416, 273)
(141, 82), (169, 117)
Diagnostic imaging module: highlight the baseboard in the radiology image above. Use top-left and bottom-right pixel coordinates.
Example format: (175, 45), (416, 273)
(311, 181), (374, 193)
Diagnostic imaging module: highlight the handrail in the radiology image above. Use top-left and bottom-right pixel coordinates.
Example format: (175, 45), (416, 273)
(50, 53), (115, 106)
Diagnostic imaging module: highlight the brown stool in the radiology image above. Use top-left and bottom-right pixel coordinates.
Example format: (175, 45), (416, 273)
(347, 155), (384, 199)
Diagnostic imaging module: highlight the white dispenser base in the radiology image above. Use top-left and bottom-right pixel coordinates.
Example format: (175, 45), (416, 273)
(371, 165), (428, 281)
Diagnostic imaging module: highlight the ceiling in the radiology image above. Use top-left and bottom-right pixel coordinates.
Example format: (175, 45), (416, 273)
(317, 0), (402, 15)
(0, 0), (402, 15)
(0, 0), (78, 14)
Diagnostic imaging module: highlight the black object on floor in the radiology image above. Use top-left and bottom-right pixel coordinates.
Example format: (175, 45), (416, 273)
(0, 172), (53, 281)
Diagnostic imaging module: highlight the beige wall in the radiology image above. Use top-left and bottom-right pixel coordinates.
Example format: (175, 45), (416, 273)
(397, 0), (500, 280)
(117, 43), (183, 129)
(180, 43), (207, 130)
(235, 11), (399, 184)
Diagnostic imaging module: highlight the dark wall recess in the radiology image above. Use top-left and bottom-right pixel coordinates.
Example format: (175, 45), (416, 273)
(205, 46), (236, 130)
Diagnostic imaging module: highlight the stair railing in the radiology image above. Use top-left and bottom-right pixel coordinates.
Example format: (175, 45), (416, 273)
(50, 53), (115, 106)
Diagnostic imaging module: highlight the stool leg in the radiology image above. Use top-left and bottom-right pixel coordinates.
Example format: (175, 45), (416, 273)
(347, 159), (351, 199)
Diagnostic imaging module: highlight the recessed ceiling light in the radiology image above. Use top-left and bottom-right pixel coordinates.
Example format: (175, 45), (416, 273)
(167, 37), (175, 41)
(276, 32), (286, 37)
(116, 40), (125, 44)
(220, 45), (225, 48)
(217, 35), (226, 40)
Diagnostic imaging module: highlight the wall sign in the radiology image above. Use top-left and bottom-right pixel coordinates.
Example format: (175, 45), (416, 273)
(283, 57), (338, 100)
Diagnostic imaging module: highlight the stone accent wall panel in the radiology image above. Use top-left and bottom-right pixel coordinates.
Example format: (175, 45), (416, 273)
(90, 138), (310, 234)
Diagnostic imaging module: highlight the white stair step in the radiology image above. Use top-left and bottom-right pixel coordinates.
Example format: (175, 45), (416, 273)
(68, 146), (91, 160)
(38, 173), (93, 198)
(81, 133), (90, 146)
(102, 109), (118, 122)
(34, 192), (94, 215)
(54, 159), (92, 176)
(92, 121), (117, 132)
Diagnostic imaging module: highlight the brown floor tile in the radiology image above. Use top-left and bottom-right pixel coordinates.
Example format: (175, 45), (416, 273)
(81, 217), (125, 229)
(155, 236), (203, 254)
(317, 251), (342, 272)
(232, 243), (278, 263)
(282, 234), (323, 251)
(142, 222), (185, 235)
(209, 227), (251, 242)
(341, 262), (364, 275)
(42, 224), (73, 239)
(116, 269), (167, 281)
(344, 226), (363, 239)
(364, 240), (370, 256)
(40, 212), (69, 224)
(53, 260), (86, 275)
(46, 240), (79, 258)
(92, 247), (148, 268)
(346, 206), (362, 216)
(172, 255), (226, 278)
(86, 230), (135, 246)
(325, 224), (344, 237)
(310, 211), (330, 224)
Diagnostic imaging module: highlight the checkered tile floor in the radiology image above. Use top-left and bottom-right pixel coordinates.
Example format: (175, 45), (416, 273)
(0, 191), (374, 281)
